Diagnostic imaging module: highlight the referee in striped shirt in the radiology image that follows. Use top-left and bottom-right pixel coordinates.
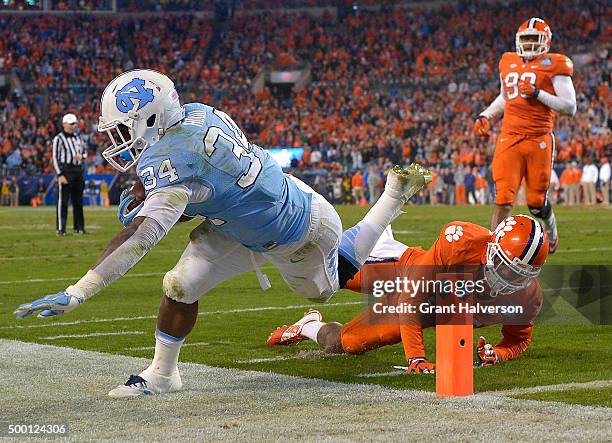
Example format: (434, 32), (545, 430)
(53, 113), (86, 236)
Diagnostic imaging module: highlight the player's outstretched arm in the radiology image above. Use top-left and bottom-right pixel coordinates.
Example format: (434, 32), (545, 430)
(14, 218), (147, 319)
(14, 186), (190, 320)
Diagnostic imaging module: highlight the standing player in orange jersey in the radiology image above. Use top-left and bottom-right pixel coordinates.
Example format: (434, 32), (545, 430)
(474, 18), (576, 253)
(267, 216), (548, 373)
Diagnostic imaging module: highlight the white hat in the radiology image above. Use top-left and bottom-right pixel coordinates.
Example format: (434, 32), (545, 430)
(62, 113), (78, 124)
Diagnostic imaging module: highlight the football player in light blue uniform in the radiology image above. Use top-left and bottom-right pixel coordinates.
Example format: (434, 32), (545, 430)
(14, 70), (431, 397)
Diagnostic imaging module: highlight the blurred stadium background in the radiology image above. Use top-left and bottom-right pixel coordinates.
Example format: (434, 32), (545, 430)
(0, 0), (609, 208)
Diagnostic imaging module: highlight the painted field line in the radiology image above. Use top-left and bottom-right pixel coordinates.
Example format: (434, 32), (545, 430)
(126, 341), (222, 351)
(237, 355), (306, 364)
(1, 264), (273, 281)
(42, 331), (145, 340)
(0, 247), (182, 261)
(237, 350), (344, 364)
(1, 301), (364, 330)
(555, 247), (612, 254)
(0, 272), (165, 285)
(490, 379), (612, 397)
(1, 224), (104, 231)
(356, 371), (405, 378)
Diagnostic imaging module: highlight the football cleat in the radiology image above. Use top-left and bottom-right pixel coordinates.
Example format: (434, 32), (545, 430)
(108, 369), (182, 398)
(267, 309), (322, 346)
(384, 163), (432, 203)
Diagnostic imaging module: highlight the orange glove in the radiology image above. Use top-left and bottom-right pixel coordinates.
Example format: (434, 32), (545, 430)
(477, 336), (500, 366)
(518, 80), (539, 98)
(394, 357), (436, 374)
(473, 115), (490, 137)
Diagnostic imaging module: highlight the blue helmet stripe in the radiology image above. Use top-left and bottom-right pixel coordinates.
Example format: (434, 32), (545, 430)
(529, 225), (545, 264)
(519, 219), (536, 261)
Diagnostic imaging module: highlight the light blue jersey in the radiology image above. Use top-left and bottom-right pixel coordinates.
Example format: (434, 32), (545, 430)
(136, 103), (311, 252)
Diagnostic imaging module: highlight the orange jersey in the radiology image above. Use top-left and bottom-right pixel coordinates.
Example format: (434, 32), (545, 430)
(342, 222), (543, 362)
(499, 52), (573, 135)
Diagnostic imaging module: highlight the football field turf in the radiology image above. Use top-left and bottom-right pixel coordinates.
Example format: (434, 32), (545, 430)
(0, 204), (610, 426)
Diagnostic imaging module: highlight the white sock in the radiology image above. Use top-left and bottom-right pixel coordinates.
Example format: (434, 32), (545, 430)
(146, 329), (185, 377)
(542, 209), (558, 241)
(364, 192), (404, 229)
(349, 193), (404, 266)
(302, 321), (325, 343)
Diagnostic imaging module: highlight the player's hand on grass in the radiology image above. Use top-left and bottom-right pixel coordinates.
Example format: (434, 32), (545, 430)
(473, 115), (490, 137)
(118, 189), (144, 227)
(476, 336), (499, 366)
(518, 79), (539, 98)
(13, 291), (83, 320)
(394, 357), (435, 374)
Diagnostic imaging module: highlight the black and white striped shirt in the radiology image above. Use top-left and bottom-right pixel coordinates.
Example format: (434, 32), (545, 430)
(52, 131), (85, 175)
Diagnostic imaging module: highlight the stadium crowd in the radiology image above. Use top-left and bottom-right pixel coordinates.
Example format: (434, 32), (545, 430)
(0, 0), (609, 206)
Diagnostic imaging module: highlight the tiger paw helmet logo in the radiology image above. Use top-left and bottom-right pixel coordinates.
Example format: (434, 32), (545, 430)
(444, 225), (464, 242)
(494, 216), (517, 241)
(115, 78), (154, 113)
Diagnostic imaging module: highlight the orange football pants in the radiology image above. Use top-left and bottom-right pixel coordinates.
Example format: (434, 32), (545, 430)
(340, 248), (427, 354)
(492, 132), (554, 207)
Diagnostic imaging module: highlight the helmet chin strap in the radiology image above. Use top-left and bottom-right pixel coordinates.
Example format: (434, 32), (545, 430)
(157, 109), (166, 137)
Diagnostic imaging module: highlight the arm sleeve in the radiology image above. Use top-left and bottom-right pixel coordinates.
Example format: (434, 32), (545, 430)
(137, 184), (191, 234)
(536, 75), (577, 116)
(493, 324), (534, 362)
(480, 80), (506, 119)
(66, 186), (190, 300)
(52, 136), (62, 175)
(91, 217), (168, 288)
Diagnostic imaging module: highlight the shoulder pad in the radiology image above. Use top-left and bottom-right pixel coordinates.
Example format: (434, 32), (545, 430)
(549, 53), (574, 77)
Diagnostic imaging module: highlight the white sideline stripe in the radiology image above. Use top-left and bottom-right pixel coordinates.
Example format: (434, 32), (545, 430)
(0, 301), (364, 330)
(2, 339), (612, 441)
(42, 331), (145, 340)
(490, 380), (612, 397)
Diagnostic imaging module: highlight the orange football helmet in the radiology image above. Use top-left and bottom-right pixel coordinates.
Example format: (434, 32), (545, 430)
(483, 215), (549, 296)
(516, 18), (552, 60)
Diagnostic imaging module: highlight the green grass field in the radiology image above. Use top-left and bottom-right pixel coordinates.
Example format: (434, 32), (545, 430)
(1, 204), (610, 407)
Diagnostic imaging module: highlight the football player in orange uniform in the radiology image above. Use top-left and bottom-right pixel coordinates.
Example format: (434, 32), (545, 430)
(268, 215), (548, 373)
(474, 18), (576, 253)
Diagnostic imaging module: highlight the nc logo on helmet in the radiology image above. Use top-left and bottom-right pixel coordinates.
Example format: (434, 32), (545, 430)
(115, 78), (154, 113)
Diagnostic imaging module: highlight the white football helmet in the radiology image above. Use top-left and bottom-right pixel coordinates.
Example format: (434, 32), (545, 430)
(98, 69), (184, 172)
(515, 18), (552, 60)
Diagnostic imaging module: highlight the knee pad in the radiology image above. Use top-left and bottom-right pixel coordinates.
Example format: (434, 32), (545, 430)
(294, 283), (334, 303)
(163, 270), (199, 304)
(340, 331), (366, 354)
(528, 199), (551, 219)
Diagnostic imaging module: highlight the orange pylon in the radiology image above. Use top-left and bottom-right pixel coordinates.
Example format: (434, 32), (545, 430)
(436, 323), (473, 397)
(435, 273), (474, 397)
